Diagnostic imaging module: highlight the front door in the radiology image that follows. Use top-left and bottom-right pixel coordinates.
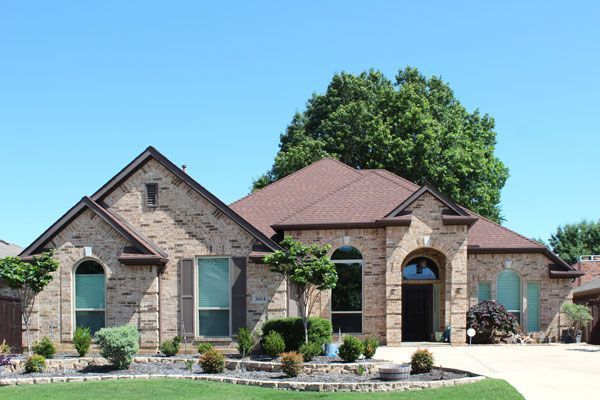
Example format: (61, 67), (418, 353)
(402, 284), (433, 341)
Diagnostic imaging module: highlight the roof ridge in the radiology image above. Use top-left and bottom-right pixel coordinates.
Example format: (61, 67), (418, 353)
(230, 157), (362, 208)
(274, 172), (370, 225)
(368, 169), (420, 192)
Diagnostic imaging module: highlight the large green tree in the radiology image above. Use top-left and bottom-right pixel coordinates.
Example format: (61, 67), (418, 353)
(548, 220), (600, 265)
(254, 67), (509, 222)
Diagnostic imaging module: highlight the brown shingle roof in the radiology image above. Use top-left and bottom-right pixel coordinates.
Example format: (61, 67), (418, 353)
(230, 158), (555, 256)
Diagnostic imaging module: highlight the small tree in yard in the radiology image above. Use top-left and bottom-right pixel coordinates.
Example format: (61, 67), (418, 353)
(0, 251), (59, 353)
(562, 303), (592, 339)
(263, 237), (337, 344)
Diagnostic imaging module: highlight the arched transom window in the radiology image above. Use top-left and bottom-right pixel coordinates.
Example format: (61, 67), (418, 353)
(403, 257), (439, 281)
(497, 269), (521, 323)
(331, 246), (363, 333)
(74, 260), (106, 335)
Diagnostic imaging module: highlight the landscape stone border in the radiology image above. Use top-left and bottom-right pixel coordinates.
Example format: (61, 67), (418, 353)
(0, 373), (486, 392)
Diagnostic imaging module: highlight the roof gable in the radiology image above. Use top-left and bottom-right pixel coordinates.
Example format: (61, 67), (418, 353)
(386, 184), (470, 218)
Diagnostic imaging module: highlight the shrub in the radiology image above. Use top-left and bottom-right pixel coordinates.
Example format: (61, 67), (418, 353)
(199, 348), (225, 373)
(262, 331), (285, 357)
(159, 336), (181, 357)
(280, 351), (303, 377)
(261, 317), (332, 351)
(184, 359), (194, 373)
(562, 303), (593, 334)
(467, 301), (518, 344)
(24, 354), (46, 373)
(338, 335), (364, 363)
(0, 339), (11, 355)
(411, 349), (434, 374)
(237, 327), (254, 357)
(362, 337), (379, 359)
(33, 336), (56, 359)
(197, 342), (214, 354)
(299, 341), (322, 361)
(73, 326), (92, 357)
(95, 325), (139, 370)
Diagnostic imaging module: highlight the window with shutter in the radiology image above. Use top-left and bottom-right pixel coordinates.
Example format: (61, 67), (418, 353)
(197, 258), (230, 337)
(74, 260), (106, 335)
(145, 183), (158, 206)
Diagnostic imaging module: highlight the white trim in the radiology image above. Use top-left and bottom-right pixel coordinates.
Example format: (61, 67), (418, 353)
(195, 256), (232, 338)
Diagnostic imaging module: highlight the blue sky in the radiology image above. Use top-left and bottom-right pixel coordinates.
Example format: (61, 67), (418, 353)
(1, 1), (599, 247)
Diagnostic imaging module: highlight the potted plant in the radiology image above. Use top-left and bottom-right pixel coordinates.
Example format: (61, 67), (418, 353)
(561, 303), (592, 343)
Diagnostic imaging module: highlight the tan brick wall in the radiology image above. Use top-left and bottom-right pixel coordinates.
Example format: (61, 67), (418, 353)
(246, 261), (288, 333)
(573, 260), (600, 287)
(468, 252), (573, 340)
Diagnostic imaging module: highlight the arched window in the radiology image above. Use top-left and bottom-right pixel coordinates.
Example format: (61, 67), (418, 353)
(497, 269), (521, 323)
(403, 257), (439, 280)
(74, 260), (106, 335)
(331, 246), (363, 333)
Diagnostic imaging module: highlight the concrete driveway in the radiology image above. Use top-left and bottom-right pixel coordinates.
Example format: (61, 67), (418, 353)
(377, 343), (600, 400)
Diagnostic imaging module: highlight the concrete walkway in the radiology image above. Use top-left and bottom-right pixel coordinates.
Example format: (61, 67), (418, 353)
(377, 343), (600, 400)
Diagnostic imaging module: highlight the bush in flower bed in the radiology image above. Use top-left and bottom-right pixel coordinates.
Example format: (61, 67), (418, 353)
(24, 354), (46, 373)
(299, 341), (322, 361)
(197, 342), (214, 354)
(159, 336), (181, 357)
(95, 325), (139, 370)
(262, 331), (285, 357)
(362, 337), (379, 359)
(33, 336), (56, 359)
(280, 351), (303, 377)
(411, 349), (434, 374)
(0, 339), (10, 355)
(73, 326), (92, 357)
(261, 317), (332, 351)
(467, 301), (518, 344)
(237, 327), (254, 357)
(199, 348), (225, 373)
(338, 335), (364, 363)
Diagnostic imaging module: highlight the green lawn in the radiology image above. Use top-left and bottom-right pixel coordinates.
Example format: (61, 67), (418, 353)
(0, 378), (523, 400)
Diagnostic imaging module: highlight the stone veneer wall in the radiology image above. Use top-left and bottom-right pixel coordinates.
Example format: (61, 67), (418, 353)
(467, 252), (573, 339)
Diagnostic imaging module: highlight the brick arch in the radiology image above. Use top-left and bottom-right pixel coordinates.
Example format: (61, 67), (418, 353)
(326, 235), (369, 259)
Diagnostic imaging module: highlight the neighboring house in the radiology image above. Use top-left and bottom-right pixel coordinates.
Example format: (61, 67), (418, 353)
(0, 239), (22, 296)
(19, 146), (581, 349)
(0, 240), (23, 351)
(572, 256), (600, 344)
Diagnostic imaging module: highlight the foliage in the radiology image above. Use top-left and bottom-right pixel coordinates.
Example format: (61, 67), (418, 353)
(252, 67), (509, 223)
(24, 354), (46, 373)
(263, 237), (337, 343)
(411, 349), (434, 374)
(362, 337), (379, 359)
(262, 331), (285, 357)
(280, 351), (303, 377)
(338, 335), (364, 363)
(561, 303), (593, 333)
(159, 336), (181, 357)
(467, 301), (518, 344)
(0, 250), (60, 353)
(33, 336), (56, 359)
(0, 339), (11, 355)
(197, 343), (214, 354)
(261, 317), (332, 352)
(95, 325), (139, 369)
(0, 354), (11, 367)
(357, 364), (366, 376)
(199, 349), (225, 374)
(184, 359), (194, 373)
(298, 341), (322, 361)
(237, 327), (254, 357)
(548, 220), (600, 265)
(73, 326), (92, 357)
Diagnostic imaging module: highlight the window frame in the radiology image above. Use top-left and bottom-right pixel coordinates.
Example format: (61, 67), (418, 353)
(195, 256), (232, 338)
(145, 183), (158, 207)
(496, 269), (522, 324)
(330, 248), (364, 335)
(72, 258), (106, 337)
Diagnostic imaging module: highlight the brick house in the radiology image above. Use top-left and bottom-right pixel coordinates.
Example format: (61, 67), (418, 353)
(18, 146), (582, 348)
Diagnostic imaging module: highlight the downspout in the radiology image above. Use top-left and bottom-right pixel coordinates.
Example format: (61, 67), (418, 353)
(157, 265), (162, 351)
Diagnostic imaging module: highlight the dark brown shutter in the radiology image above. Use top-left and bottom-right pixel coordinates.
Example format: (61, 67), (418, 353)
(231, 256), (247, 334)
(180, 259), (195, 338)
